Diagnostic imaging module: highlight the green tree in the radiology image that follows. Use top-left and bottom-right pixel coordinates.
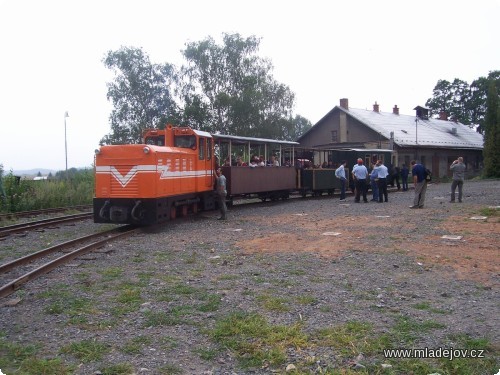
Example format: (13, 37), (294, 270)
(469, 71), (500, 133)
(101, 46), (179, 144)
(425, 71), (500, 133)
(483, 81), (500, 177)
(282, 115), (312, 140)
(425, 78), (471, 124)
(180, 33), (296, 139)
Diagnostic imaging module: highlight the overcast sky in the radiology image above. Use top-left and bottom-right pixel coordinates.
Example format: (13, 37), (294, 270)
(1, 0), (498, 172)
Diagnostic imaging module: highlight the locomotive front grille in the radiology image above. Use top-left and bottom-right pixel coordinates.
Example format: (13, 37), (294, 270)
(111, 179), (139, 196)
(110, 165), (140, 196)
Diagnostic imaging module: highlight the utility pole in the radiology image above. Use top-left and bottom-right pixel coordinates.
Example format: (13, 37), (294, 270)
(64, 111), (69, 179)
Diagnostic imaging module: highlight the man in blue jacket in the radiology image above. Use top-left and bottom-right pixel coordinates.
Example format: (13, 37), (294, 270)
(410, 160), (427, 208)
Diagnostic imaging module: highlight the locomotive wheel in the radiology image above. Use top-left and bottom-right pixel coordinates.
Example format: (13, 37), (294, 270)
(192, 203), (198, 214)
(182, 205), (188, 217)
(170, 206), (177, 220)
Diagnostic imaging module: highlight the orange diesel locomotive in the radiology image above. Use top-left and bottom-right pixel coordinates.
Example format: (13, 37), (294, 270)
(94, 125), (216, 225)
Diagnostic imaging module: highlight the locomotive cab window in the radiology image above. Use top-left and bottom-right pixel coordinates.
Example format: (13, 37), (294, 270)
(174, 135), (196, 149)
(199, 138), (205, 160)
(207, 138), (212, 160)
(145, 136), (164, 146)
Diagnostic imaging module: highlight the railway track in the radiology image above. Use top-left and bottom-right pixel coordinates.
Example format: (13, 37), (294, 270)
(0, 205), (93, 222)
(0, 212), (93, 238)
(0, 225), (139, 299)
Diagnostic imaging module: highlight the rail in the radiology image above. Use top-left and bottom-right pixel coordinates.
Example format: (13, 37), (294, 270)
(0, 225), (139, 299)
(0, 213), (93, 237)
(0, 205), (93, 221)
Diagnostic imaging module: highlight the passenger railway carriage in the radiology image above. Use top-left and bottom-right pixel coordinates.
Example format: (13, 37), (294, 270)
(93, 124), (393, 225)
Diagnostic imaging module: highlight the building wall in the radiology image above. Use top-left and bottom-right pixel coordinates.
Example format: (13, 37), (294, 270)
(300, 111), (385, 148)
(394, 148), (483, 179)
(299, 106), (483, 180)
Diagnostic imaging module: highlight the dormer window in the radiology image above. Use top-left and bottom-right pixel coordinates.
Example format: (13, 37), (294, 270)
(414, 106), (429, 120)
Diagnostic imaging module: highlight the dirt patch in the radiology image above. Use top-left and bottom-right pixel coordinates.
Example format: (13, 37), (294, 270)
(238, 210), (499, 287)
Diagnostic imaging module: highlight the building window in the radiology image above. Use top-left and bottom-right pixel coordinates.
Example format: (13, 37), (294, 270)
(331, 130), (338, 142)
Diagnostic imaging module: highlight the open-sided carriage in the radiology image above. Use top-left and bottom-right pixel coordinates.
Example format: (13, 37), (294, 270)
(213, 134), (299, 205)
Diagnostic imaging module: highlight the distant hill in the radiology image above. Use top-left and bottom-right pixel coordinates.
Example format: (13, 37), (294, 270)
(12, 169), (58, 176)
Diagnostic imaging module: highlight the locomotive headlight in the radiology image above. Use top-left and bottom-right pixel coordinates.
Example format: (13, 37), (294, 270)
(143, 146), (150, 154)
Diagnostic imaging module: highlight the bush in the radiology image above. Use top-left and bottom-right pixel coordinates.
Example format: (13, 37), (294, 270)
(0, 168), (94, 213)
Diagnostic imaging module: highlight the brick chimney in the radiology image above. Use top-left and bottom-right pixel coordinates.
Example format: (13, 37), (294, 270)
(439, 111), (448, 120)
(340, 98), (349, 110)
(373, 102), (379, 113)
(393, 105), (399, 115)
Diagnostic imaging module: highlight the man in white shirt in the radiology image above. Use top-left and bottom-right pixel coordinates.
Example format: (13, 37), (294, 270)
(335, 160), (347, 201)
(352, 158), (368, 203)
(374, 160), (389, 202)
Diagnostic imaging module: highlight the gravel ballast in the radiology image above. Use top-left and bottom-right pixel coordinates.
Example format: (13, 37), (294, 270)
(0, 179), (499, 374)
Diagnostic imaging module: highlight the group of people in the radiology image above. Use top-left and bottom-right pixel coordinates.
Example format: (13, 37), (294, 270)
(224, 155), (282, 168)
(215, 156), (467, 220)
(335, 158), (393, 203)
(334, 157), (466, 209)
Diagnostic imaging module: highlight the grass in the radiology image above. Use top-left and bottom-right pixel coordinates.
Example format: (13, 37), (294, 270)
(479, 206), (500, 217)
(38, 285), (96, 319)
(60, 339), (110, 362)
(98, 363), (134, 375)
(206, 311), (308, 369)
(413, 301), (449, 314)
(143, 309), (189, 326)
(100, 267), (124, 281)
(202, 310), (499, 373)
(194, 347), (219, 360)
(14, 357), (74, 375)
(392, 315), (446, 344)
(256, 293), (290, 312)
(0, 169), (94, 213)
(121, 336), (152, 355)
(157, 363), (183, 374)
(296, 295), (317, 305)
(315, 321), (392, 358)
(2, 306), (497, 374)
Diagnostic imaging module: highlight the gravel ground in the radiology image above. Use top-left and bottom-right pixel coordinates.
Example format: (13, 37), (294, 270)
(0, 179), (499, 374)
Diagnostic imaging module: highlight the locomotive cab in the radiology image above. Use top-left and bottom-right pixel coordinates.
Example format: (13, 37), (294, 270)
(94, 125), (215, 225)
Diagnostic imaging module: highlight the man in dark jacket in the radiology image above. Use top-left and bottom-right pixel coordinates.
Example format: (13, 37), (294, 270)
(410, 160), (427, 208)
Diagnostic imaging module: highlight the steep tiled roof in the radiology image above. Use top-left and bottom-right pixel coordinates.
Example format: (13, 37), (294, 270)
(344, 107), (483, 149)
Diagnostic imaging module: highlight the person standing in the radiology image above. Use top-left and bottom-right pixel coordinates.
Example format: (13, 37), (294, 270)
(450, 157), (466, 203)
(401, 164), (409, 191)
(335, 160), (348, 201)
(409, 160), (427, 208)
(392, 165), (401, 190)
(375, 160), (389, 202)
(369, 164), (379, 202)
(352, 158), (368, 203)
(215, 168), (227, 220)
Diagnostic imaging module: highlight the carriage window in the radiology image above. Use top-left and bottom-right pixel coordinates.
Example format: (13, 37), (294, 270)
(199, 138), (205, 160)
(174, 135), (196, 149)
